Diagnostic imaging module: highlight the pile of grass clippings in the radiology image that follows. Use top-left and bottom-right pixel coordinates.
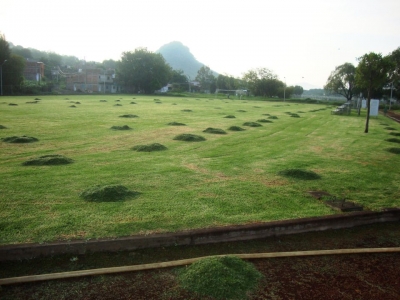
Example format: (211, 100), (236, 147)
(384, 127), (397, 131)
(110, 125), (131, 130)
(386, 148), (400, 154)
(2, 136), (38, 143)
(257, 119), (273, 123)
(243, 122), (262, 127)
(114, 104), (122, 106)
(224, 115), (236, 118)
(278, 168), (321, 180)
(131, 143), (167, 152)
(80, 184), (138, 202)
(173, 134), (206, 142)
(100, 100), (107, 102)
(0, 125), (7, 129)
(8, 103), (18, 106)
(178, 256), (263, 300)
(181, 109), (192, 112)
(22, 154), (74, 166)
(228, 126), (245, 131)
(389, 132), (400, 137)
(268, 116), (278, 119)
(130, 102), (137, 104)
(237, 110), (246, 112)
(385, 138), (400, 143)
(119, 114), (138, 118)
(203, 128), (227, 134)
(69, 105), (76, 108)
(167, 122), (186, 126)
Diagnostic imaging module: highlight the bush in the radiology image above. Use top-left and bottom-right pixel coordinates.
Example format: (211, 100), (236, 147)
(22, 155), (73, 166)
(173, 134), (206, 142)
(80, 184), (138, 202)
(203, 128), (227, 134)
(178, 256), (263, 300)
(131, 143), (167, 152)
(278, 169), (321, 180)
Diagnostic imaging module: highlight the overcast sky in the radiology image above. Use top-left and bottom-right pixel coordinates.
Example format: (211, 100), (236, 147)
(1, 0), (399, 89)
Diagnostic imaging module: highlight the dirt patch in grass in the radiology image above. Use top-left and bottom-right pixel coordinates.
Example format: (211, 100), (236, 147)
(243, 122), (262, 127)
(257, 119), (273, 123)
(131, 143), (167, 152)
(278, 169), (321, 180)
(203, 128), (227, 134)
(228, 126), (245, 131)
(80, 184), (139, 202)
(110, 125), (131, 130)
(119, 114), (138, 118)
(167, 122), (186, 126)
(2, 136), (39, 143)
(22, 155), (74, 166)
(173, 134), (206, 142)
(386, 147), (400, 154)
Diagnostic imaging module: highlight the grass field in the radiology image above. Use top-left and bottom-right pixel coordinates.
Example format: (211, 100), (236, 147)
(1, 95), (399, 244)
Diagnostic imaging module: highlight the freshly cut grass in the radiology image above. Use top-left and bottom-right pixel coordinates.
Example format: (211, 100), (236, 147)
(385, 138), (400, 143)
(119, 114), (138, 118)
(278, 169), (321, 180)
(173, 134), (206, 141)
(110, 125), (131, 130)
(243, 122), (262, 127)
(2, 135), (38, 143)
(386, 148), (400, 154)
(228, 126), (245, 131)
(203, 128), (227, 134)
(131, 143), (167, 152)
(80, 184), (138, 202)
(178, 256), (263, 300)
(257, 119), (273, 123)
(22, 155), (74, 166)
(224, 115), (236, 118)
(167, 122), (186, 126)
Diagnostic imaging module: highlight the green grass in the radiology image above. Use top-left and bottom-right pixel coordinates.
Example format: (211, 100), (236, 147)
(0, 95), (399, 244)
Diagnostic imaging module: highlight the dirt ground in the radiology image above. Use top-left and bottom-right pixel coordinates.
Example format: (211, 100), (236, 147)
(1, 222), (399, 300)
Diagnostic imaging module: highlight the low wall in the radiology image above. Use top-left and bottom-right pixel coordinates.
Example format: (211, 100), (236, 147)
(1, 209), (399, 261)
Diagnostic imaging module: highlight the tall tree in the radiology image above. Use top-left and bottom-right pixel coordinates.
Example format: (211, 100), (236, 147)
(2, 54), (26, 94)
(0, 34), (11, 68)
(387, 47), (400, 97)
(195, 65), (216, 93)
(355, 52), (390, 133)
(324, 63), (356, 101)
(117, 48), (172, 94)
(293, 85), (304, 96)
(242, 68), (282, 97)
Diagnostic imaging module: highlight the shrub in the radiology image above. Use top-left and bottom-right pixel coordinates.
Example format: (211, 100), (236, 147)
(2, 136), (38, 143)
(173, 134), (206, 142)
(178, 256), (263, 300)
(243, 122), (262, 127)
(110, 125), (131, 130)
(278, 169), (321, 180)
(22, 155), (74, 166)
(80, 184), (138, 202)
(228, 126), (245, 131)
(131, 143), (167, 152)
(203, 128), (227, 134)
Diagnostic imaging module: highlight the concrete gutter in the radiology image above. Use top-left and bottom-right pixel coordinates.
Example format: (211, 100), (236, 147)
(1, 209), (399, 261)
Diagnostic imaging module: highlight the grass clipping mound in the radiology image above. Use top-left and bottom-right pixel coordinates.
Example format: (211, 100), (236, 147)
(110, 125), (131, 130)
(173, 134), (206, 142)
(2, 136), (38, 143)
(80, 184), (138, 202)
(278, 169), (321, 180)
(178, 256), (263, 300)
(131, 143), (167, 152)
(228, 126), (245, 131)
(23, 154), (73, 166)
(203, 127), (227, 134)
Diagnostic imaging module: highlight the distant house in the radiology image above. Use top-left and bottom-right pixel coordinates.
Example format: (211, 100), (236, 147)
(23, 59), (45, 82)
(65, 68), (119, 93)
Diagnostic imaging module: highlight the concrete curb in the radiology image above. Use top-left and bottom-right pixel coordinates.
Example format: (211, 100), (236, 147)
(1, 209), (399, 261)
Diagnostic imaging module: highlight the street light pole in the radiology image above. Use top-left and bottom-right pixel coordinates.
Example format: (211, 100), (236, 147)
(1, 60), (7, 96)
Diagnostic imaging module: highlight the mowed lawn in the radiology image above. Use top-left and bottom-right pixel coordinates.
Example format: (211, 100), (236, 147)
(0, 95), (399, 244)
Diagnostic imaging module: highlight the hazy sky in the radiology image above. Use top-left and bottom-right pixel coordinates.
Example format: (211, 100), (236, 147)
(1, 0), (399, 89)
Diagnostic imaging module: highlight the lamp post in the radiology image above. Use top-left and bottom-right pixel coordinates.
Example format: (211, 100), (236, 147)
(1, 60), (7, 96)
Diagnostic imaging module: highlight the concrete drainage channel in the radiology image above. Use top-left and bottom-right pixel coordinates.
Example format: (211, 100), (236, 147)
(1, 209), (399, 262)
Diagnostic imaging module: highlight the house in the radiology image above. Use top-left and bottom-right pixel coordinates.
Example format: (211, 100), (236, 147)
(65, 68), (119, 93)
(23, 59), (45, 82)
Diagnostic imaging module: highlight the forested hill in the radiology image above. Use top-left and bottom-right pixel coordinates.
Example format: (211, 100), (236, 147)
(157, 41), (215, 79)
